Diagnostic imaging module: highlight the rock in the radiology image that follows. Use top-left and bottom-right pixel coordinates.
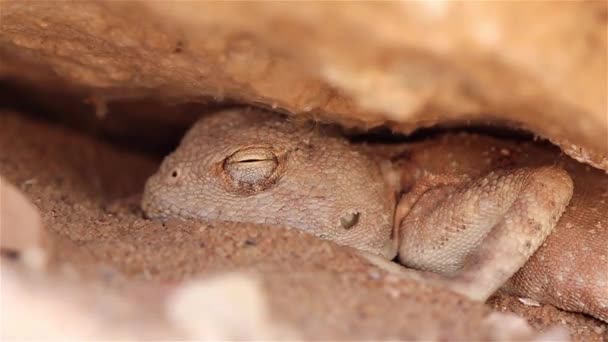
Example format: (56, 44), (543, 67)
(0, 176), (46, 268)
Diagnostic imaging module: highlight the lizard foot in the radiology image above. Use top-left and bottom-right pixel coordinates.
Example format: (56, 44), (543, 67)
(397, 166), (574, 302)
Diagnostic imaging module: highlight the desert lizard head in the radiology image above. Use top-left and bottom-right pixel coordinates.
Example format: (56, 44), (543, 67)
(142, 108), (398, 259)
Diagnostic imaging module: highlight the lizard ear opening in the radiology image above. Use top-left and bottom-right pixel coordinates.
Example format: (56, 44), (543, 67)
(340, 210), (360, 230)
(223, 146), (279, 188)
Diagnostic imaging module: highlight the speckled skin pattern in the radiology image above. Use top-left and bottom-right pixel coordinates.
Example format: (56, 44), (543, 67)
(142, 108), (607, 323)
(142, 109), (397, 259)
(397, 166), (573, 303)
(390, 134), (607, 323)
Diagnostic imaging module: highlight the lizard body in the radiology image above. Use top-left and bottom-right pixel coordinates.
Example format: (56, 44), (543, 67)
(142, 108), (607, 322)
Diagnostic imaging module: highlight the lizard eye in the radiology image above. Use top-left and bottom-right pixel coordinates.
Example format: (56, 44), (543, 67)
(223, 147), (278, 185)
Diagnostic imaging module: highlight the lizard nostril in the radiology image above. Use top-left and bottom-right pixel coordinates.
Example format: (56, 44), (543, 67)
(165, 168), (183, 186)
(340, 211), (360, 230)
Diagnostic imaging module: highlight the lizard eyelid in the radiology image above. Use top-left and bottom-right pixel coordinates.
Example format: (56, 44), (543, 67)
(223, 146), (279, 186)
(226, 147), (276, 163)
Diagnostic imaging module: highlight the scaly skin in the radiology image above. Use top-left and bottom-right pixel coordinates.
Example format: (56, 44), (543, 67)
(142, 108), (607, 322)
(142, 109), (398, 259)
(391, 134), (607, 323)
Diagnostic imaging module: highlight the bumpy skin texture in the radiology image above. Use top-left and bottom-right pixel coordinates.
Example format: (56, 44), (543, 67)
(388, 134), (607, 322)
(397, 166), (573, 303)
(142, 109), (397, 259)
(142, 108), (607, 322)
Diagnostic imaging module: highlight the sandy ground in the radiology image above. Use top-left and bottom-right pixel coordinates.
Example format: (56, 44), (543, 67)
(1, 110), (606, 340)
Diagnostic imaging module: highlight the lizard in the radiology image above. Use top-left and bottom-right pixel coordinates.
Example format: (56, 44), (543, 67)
(142, 108), (607, 323)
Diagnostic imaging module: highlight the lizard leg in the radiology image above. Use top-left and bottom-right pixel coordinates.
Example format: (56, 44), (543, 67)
(397, 166), (573, 301)
(503, 182), (608, 323)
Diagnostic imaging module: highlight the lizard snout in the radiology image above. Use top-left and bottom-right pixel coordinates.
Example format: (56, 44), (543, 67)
(141, 172), (173, 219)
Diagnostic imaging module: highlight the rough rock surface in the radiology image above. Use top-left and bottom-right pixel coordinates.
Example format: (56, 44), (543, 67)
(0, 1), (606, 168)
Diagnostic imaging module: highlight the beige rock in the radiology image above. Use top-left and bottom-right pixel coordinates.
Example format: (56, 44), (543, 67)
(0, 176), (44, 254)
(167, 272), (298, 341)
(0, 1), (606, 169)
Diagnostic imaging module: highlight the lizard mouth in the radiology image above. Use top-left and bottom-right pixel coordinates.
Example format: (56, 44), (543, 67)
(141, 193), (187, 220)
(141, 175), (201, 221)
(140, 191), (163, 219)
(141, 175), (170, 220)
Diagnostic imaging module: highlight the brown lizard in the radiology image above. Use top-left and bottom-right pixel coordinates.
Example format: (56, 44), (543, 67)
(142, 108), (607, 322)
